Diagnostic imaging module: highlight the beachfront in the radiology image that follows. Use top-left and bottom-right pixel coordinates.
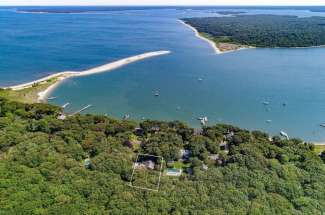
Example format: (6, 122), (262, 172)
(5, 50), (171, 102)
(179, 20), (253, 54)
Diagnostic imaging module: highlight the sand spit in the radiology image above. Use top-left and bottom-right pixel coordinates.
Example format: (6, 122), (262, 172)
(6, 50), (171, 102)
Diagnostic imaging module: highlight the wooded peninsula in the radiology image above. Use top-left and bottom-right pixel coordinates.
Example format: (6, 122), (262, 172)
(182, 15), (325, 51)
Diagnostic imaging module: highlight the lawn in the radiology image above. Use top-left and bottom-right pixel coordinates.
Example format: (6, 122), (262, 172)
(173, 161), (191, 169)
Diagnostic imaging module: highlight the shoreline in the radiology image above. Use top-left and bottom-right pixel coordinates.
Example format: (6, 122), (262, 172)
(179, 19), (325, 54)
(178, 20), (222, 54)
(179, 19), (253, 55)
(5, 50), (171, 102)
(37, 76), (67, 102)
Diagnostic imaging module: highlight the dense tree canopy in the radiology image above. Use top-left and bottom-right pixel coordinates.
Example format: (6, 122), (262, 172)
(0, 97), (325, 214)
(183, 15), (325, 47)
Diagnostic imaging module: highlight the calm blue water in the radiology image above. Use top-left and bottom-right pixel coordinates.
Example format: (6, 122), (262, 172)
(2, 7), (325, 141)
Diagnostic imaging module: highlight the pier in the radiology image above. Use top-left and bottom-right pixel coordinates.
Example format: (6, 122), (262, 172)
(70, 104), (92, 116)
(62, 102), (70, 108)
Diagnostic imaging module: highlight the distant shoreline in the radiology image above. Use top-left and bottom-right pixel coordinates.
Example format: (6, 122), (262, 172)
(5, 50), (171, 102)
(180, 19), (325, 54)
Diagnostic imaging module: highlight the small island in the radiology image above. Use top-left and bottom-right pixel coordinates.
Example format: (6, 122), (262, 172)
(182, 15), (325, 53)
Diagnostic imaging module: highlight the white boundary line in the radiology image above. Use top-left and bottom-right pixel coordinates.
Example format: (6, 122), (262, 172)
(129, 153), (164, 192)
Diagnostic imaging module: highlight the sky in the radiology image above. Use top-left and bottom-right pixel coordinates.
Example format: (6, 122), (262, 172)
(1, 0), (325, 6)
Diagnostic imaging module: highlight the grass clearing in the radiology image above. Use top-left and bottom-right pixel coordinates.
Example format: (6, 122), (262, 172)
(314, 145), (325, 154)
(0, 78), (57, 103)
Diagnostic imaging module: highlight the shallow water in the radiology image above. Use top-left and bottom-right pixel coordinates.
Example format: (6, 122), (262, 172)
(1, 7), (325, 141)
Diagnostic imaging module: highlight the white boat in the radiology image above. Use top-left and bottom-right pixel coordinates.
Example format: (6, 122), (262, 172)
(123, 114), (130, 120)
(262, 101), (270, 105)
(47, 96), (57, 100)
(197, 116), (208, 126)
(154, 91), (159, 97)
(280, 131), (289, 140)
(320, 124), (325, 128)
(266, 120), (272, 123)
(198, 78), (203, 81)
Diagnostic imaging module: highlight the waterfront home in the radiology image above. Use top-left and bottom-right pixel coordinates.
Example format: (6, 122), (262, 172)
(144, 160), (155, 170)
(208, 154), (219, 161)
(201, 164), (209, 171)
(180, 149), (190, 159)
(123, 139), (141, 150)
(57, 114), (66, 120)
(208, 154), (224, 165)
(150, 126), (160, 132)
(225, 131), (235, 140)
(220, 141), (229, 154)
(134, 160), (155, 170)
(134, 127), (144, 136)
(166, 168), (182, 176)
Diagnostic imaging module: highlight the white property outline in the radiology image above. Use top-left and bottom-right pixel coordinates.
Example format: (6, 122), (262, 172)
(129, 153), (164, 192)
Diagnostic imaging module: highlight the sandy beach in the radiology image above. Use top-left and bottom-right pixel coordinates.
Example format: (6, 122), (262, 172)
(179, 19), (253, 54)
(179, 20), (222, 54)
(6, 50), (171, 102)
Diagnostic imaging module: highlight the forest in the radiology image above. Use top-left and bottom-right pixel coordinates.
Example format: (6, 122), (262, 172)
(183, 15), (325, 47)
(1, 97), (325, 214)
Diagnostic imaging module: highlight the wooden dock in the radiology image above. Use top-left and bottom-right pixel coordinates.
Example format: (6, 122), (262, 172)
(62, 102), (70, 108)
(70, 104), (92, 116)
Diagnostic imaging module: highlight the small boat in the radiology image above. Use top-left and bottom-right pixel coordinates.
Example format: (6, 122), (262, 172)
(197, 116), (208, 126)
(154, 91), (159, 97)
(198, 78), (203, 81)
(282, 103), (287, 107)
(123, 114), (130, 120)
(47, 96), (57, 100)
(320, 124), (325, 128)
(266, 120), (272, 123)
(280, 131), (289, 140)
(262, 101), (270, 105)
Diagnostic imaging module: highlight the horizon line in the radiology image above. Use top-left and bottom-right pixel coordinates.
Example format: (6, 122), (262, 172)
(2, 5), (325, 7)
